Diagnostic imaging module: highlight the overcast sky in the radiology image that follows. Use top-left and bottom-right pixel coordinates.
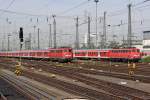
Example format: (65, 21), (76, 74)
(0, 0), (150, 50)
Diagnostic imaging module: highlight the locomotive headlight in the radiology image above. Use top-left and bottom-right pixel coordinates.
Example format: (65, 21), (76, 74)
(65, 55), (71, 57)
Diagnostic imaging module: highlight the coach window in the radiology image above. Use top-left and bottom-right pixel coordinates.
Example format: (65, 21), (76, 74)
(64, 50), (67, 52)
(44, 52), (47, 55)
(103, 52), (106, 55)
(124, 50), (125, 53)
(122, 50), (124, 53)
(132, 50), (135, 52)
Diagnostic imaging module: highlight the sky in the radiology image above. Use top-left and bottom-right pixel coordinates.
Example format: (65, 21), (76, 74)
(0, 0), (150, 50)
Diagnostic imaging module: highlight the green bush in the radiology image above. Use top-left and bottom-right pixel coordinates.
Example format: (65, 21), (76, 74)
(141, 56), (150, 63)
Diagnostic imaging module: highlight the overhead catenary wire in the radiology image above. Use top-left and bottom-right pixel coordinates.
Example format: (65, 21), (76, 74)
(5, 0), (16, 9)
(0, 8), (48, 17)
(0, 8), (78, 20)
(132, 0), (150, 7)
(0, 0), (149, 19)
(0, 0), (16, 16)
(57, 0), (90, 16)
(106, 0), (150, 17)
(133, 4), (150, 10)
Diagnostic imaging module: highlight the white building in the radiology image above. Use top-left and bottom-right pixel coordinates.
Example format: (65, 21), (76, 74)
(143, 31), (150, 55)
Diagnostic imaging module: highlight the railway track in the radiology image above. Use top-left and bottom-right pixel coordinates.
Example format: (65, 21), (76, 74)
(23, 59), (150, 83)
(74, 61), (150, 76)
(0, 78), (26, 100)
(0, 60), (120, 99)
(1, 58), (150, 99)
(23, 70), (119, 100)
(22, 60), (150, 99)
(0, 70), (66, 100)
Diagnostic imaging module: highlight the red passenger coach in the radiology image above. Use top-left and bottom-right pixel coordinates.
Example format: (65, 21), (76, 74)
(73, 49), (100, 59)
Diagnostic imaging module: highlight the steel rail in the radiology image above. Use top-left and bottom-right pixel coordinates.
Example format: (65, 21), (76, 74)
(24, 61), (150, 99)
(0, 71), (56, 100)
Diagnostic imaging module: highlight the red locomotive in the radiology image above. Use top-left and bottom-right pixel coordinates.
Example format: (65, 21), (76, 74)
(73, 48), (142, 62)
(0, 47), (73, 62)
